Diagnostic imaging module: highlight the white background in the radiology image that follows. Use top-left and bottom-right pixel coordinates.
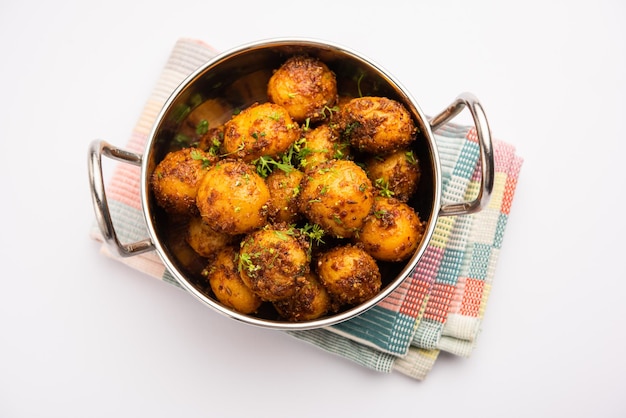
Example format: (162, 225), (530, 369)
(1, 1), (624, 417)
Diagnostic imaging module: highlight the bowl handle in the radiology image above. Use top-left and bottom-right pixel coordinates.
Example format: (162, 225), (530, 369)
(88, 140), (155, 257)
(429, 92), (495, 217)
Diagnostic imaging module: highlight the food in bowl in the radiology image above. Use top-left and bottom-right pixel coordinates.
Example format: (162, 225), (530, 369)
(204, 245), (263, 315)
(297, 159), (374, 239)
(148, 53), (426, 322)
(267, 55), (338, 123)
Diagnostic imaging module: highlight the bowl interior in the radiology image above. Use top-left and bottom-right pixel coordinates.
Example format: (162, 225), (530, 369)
(143, 39), (439, 329)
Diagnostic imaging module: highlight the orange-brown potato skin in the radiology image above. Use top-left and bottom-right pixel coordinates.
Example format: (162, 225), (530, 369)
(355, 197), (425, 262)
(222, 102), (300, 162)
(266, 169), (304, 224)
(301, 123), (350, 169)
(298, 159), (374, 239)
(196, 159), (270, 235)
(339, 96), (416, 155)
(203, 246), (262, 314)
(267, 55), (338, 123)
(238, 227), (309, 302)
(150, 147), (215, 216)
(186, 216), (236, 258)
(316, 244), (381, 307)
(273, 272), (331, 322)
(365, 149), (421, 202)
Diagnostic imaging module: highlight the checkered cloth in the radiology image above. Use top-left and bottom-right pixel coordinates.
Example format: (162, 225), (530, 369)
(90, 38), (523, 380)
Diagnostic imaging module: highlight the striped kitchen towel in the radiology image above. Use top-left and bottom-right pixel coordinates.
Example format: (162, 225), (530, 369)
(89, 38), (523, 380)
(291, 129), (522, 379)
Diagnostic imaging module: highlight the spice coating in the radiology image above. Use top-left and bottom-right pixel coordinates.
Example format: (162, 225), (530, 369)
(301, 123), (350, 169)
(203, 245), (263, 314)
(273, 272), (331, 321)
(298, 159), (374, 239)
(238, 227), (310, 302)
(222, 102), (301, 162)
(150, 147), (215, 216)
(266, 168), (304, 224)
(356, 197), (425, 262)
(186, 216), (236, 258)
(267, 55), (338, 123)
(365, 149), (421, 202)
(316, 244), (382, 307)
(196, 159), (270, 235)
(339, 96), (417, 154)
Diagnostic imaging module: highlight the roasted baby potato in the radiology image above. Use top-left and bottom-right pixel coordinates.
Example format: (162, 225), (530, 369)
(316, 244), (381, 307)
(355, 197), (425, 262)
(273, 272), (331, 322)
(267, 55), (338, 123)
(222, 102), (301, 162)
(238, 226), (310, 302)
(301, 123), (350, 169)
(298, 159), (374, 238)
(186, 216), (236, 258)
(203, 246), (262, 314)
(150, 147), (216, 216)
(196, 159), (270, 235)
(266, 168), (304, 224)
(339, 96), (416, 154)
(366, 148), (421, 202)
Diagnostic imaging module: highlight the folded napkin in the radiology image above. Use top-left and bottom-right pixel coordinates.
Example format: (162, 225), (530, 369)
(90, 38), (523, 381)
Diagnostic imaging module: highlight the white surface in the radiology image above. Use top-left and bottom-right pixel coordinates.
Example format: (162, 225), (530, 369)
(1, 1), (624, 417)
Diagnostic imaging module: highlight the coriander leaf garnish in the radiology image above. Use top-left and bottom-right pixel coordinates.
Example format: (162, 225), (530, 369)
(356, 73), (365, 98)
(320, 105), (340, 120)
(196, 119), (209, 135)
(252, 155), (294, 178)
(174, 133), (192, 147)
(299, 223), (325, 247)
(190, 149), (212, 169)
(238, 251), (262, 276)
(405, 150), (417, 165)
(375, 177), (394, 198)
(273, 230), (289, 241)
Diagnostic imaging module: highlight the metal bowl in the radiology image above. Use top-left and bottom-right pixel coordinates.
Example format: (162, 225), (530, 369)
(89, 38), (494, 330)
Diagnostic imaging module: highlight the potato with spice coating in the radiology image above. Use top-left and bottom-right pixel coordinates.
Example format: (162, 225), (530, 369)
(366, 149), (421, 202)
(196, 159), (270, 235)
(186, 216), (236, 258)
(339, 96), (416, 155)
(301, 123), (350, 170)
(222, 102), (300, 162)
(273, 272), (331, 322)
(203, 246), (262, 314)
(298, 159), (374, 239)
(316, 244), (381, 307)
(355, 197), (425, 262)
(238, 226), (309, 302)
(266, 168), (304, 224)
(150, 147), (216, 216)
(267, 55), (338, 123)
